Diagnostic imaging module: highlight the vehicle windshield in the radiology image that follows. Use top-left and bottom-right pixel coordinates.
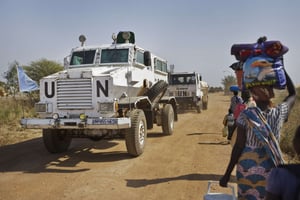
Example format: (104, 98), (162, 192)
(70, 50), (96, 65)
(170, 74), (196, 85)
(101, 49), (129, 63)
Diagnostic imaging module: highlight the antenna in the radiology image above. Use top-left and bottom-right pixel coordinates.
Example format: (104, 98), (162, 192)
(112, 33), (117, 44)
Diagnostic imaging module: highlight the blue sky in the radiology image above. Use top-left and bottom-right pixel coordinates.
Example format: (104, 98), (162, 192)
(1, 0), (300, 87)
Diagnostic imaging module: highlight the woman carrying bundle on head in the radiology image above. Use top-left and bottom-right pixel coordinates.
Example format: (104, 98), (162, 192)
(219, 37), (296, 200)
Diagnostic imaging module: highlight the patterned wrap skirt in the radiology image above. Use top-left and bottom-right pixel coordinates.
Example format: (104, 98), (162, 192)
(236, 145), (274, 200)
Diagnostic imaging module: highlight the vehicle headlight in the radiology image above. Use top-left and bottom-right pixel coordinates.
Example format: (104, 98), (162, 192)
(35, 103), (47, 112)
(98, 101), (118, 112)
(35, 103), (53, 113)
(52, 113), (59, 120)
(98, 102), (114, 112)
(79, 113), (87, 121)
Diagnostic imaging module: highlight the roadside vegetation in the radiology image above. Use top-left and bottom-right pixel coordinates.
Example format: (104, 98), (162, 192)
(0, 59), (63, 146)
(0, 96), (38, 146)
(278, 87), (300, 162)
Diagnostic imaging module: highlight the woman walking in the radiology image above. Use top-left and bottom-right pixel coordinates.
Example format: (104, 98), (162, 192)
(219, 68), (296, 199)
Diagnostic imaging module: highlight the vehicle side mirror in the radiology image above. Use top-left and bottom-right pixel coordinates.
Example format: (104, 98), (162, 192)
(144, 51), (151, 66)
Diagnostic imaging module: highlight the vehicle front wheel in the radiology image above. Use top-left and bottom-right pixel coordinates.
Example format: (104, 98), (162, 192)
(125, 109), (147, 157)
(43, 129), (72, 153)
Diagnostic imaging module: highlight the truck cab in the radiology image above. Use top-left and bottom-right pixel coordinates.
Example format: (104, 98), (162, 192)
(168, 72), (208, 113)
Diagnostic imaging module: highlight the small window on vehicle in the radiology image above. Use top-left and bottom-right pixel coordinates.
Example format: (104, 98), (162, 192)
(161, 61), (167, 72)
(136, 50), (144, 65)
(186, 75), (196, 84)
(154, 58), (167, 72)
(70, 50), (96, 65)
(190, 76), (196, 84)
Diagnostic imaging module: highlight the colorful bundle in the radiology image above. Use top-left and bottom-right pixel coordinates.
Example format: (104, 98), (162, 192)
(230, 39), (288, 90)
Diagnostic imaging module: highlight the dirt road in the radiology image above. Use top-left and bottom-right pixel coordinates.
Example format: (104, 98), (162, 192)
(0, 93), (236, 200)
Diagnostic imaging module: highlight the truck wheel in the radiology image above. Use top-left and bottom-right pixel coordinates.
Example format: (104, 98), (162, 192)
(43, 129), (72, 153)
(202, 101), (208, 110)
(143, 80), (168, 103)
(162, 104), (174, 135)
(196, 100), (202, 113)
(125, 109), (147, 157)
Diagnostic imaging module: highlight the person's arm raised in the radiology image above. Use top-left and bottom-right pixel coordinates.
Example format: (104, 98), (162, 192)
(283, 68), (296, 112)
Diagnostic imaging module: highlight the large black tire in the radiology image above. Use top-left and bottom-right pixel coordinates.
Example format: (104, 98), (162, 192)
(43, 129), (72, 153)
(143, 80), (168, 103)
(125, 109), (147, 157)
(161, 104), (175, 135)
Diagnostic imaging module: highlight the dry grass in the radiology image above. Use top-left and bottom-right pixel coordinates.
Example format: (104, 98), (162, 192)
(275, 87), (300, 163)
(0, 96), (40, 146)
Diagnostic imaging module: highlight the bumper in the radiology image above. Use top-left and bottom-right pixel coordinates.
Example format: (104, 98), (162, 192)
(175, 97), (195, 104)
(20, 117), (131, 129)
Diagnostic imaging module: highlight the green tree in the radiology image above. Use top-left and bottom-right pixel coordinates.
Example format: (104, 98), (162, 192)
(221, 75), (237, 95)
(24, 59), (63, 82)
(4, 61), (19, 96)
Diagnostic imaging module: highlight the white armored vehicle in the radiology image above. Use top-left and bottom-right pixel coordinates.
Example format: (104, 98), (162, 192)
(21, 31), (178, 157)
(168, 72), (208, 113)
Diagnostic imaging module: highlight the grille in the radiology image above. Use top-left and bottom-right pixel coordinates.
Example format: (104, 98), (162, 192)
(174, 90), (190, 97)
(57, 79), (93, 110)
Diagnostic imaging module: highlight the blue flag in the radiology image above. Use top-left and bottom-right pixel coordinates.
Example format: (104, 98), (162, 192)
(17, 66), (39, 92)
